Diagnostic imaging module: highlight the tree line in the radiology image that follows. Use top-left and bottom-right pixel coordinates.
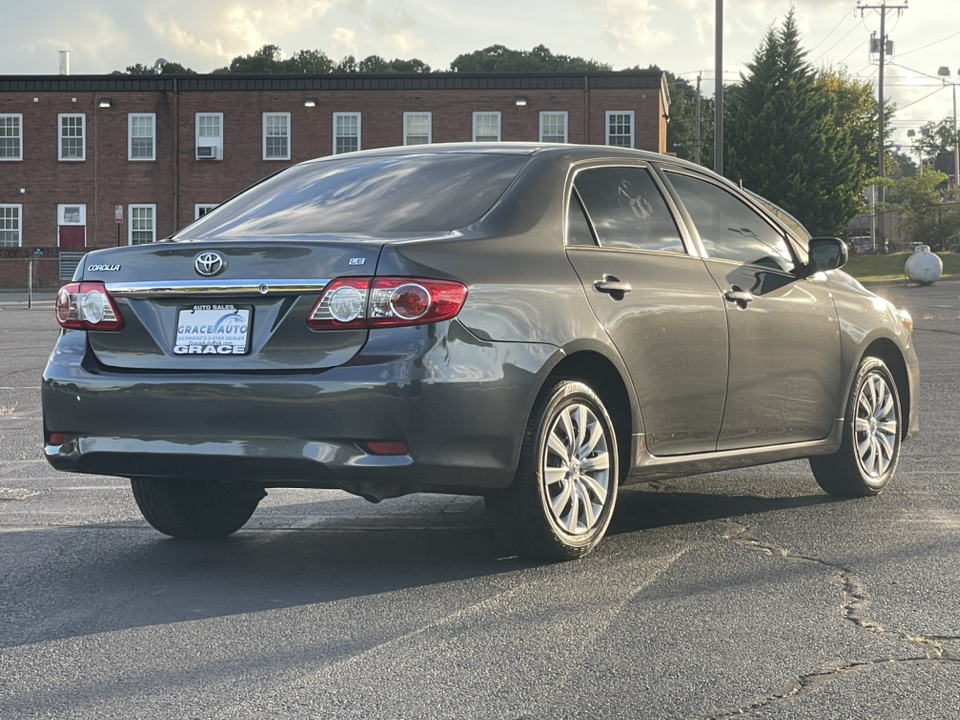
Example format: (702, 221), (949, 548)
(117, 28), (959, 245)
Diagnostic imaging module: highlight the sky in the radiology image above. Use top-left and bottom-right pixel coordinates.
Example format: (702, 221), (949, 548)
(3, 0), (958, 153)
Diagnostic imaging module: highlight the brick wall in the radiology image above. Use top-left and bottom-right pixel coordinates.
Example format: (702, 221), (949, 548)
(0, 72), (668, 252)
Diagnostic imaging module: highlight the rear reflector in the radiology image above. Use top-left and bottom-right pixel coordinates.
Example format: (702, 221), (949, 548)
(308, 277), (467, 330)
(364, 441), (409, 456)
(47, 432), (68, 446)
(56, 282), (124, 331)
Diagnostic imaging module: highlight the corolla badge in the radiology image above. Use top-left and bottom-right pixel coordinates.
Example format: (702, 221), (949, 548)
(194, 252), (226, 277)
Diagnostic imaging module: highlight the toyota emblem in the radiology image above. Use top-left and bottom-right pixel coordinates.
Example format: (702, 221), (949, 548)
(194, 252), (225, 277)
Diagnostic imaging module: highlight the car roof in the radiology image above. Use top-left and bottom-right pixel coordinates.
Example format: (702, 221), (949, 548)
(299, 142), (703, 171)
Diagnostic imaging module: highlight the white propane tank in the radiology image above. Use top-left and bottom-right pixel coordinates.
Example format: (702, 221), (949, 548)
(904, 245), (943, 285)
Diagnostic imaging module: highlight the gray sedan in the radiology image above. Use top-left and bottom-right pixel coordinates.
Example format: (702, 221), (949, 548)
(42, 144), (919, 560)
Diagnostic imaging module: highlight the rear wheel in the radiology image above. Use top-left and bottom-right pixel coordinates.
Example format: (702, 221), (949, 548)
(130, 477), (265, 539)
(810, 356), (902, 497)
(487, 380), (619, 561)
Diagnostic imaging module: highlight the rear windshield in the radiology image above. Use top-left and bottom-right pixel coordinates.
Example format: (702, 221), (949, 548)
(178, 153), (529, 238)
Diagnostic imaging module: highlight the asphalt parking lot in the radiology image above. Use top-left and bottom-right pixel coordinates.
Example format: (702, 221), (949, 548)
(1, 280), (959, 719)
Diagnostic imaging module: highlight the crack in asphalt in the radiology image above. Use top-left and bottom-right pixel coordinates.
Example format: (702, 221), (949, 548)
(702, 657), (960, 719)
(699, 517), (960, 719)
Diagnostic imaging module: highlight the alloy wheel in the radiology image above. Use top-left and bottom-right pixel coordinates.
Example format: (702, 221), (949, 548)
(541, 402), (612, 536)
(854, 372), (899, 479)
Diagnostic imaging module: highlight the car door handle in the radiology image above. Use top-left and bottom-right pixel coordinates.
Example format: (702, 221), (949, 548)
(723, 286), (754, 309)
(594, 276), (632, 295)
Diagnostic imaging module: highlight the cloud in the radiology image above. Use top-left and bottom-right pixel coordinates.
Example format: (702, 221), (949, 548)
(146, 1), (343, 63)
(582, 0), (673, 54)
(369, 7), (423, 56)
(331, 27), (357, 58)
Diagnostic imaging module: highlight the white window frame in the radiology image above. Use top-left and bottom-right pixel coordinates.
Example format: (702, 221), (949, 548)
(57, 204), (87, 226)
(58, 113), (86, 161)
(194, 203), (218, 220)
(333, 112), (361, 154)
(0, 114), (23, 161)
(403, 112), (432, 145)
(263, 112), (291, 161)
(128, 204), (157, 245)
(539, 112), (569, 143)
(195, 112), (224, 160)
(472, 112), (502, 142)
(128, 113), (157, 161)
(0, 204), (23, 248)
(605, 111), (635, 148)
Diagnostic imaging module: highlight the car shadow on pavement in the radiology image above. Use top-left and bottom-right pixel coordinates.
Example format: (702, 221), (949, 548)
(609, 483), (839, 537)
(1, 483), (842, 649)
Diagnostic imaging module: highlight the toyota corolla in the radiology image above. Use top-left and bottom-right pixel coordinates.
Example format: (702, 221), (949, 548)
(42, 144), (919, 560)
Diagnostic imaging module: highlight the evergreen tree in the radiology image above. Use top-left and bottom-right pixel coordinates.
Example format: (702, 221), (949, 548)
(724, 10), (865, 237)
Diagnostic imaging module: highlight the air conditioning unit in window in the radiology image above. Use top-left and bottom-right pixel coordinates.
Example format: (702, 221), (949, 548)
(196, 137), (222, 160)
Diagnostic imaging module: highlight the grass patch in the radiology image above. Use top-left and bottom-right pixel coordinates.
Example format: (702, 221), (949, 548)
(842, 252), (960, 284)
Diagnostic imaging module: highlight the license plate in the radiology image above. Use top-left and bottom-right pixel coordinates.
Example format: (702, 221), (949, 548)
(174, 305), (251, 356)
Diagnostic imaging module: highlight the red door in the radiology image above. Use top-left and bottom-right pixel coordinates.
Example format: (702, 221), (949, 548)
(59, 225), (85, 249)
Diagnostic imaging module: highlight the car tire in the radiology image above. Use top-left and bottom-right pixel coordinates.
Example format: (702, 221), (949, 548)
(130, 477), (265, 539)
(809, 356), (902, 498)
(486, 379), (619, 561)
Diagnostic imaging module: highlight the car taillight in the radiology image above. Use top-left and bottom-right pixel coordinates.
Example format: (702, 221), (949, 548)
(307, 277), (467, 330)
(55, 282), (124, 331)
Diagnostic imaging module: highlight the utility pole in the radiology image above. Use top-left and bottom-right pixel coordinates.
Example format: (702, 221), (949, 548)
(695, 73), (702, 166)
(857, 0), (908, 251)
(714, 0), (723, 175)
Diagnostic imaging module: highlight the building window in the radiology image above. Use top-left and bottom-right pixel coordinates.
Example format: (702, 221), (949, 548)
(334, 112), (361, 154)
(195, 112), (223, 160)
(403, 112), (432, 145)
(473, 112), (501, 142)
(58, 114), (86, 161)
(195, 204), (218, 220)
(263, 112), (290, 160)
(129, 204), (156, 245)
(0, 114), (23, 161)
(605, 111), (634, 148)
(128, 113), (156, 161)
(0, 205), (22, 247)
(540, 112), (568, 143)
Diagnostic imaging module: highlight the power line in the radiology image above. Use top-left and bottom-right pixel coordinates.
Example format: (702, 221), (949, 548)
(897, 29), (960, 58)
(811, 22), (862, 65)
(808, 12), (857, 54)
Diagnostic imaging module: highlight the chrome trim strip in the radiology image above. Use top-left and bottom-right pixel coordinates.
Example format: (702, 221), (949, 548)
(105, 279), (330, 297)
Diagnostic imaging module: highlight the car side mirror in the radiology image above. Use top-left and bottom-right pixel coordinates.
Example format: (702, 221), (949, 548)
(806, 237), (847, 274)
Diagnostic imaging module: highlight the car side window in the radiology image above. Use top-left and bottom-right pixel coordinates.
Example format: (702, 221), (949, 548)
(665, 171), (794, 272)
(574, 167), (685, 253)
(566, 188), (597, 246)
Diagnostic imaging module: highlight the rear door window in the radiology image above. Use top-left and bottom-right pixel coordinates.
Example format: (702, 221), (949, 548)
(573, 167), (685, 253)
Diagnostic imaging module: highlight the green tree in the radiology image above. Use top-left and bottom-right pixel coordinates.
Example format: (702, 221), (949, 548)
(891, 170), (960, 249)
(114, 61), (196, 75)
(212, 44), (283, 74)
(283, 49), (334, 74)
(449, 44), (611, 72)
(724, 9), (866, 237)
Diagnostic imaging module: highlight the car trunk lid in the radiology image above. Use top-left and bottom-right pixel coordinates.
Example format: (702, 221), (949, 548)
(81, 237), (385, 372)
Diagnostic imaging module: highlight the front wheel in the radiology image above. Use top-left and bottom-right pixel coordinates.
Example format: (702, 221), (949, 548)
(810, 356), (902, 498)
(486, 380), (619, 561)
(131, 477), (265, 539)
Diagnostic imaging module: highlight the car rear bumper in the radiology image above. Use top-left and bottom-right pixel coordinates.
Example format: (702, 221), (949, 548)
(42, 321), (557, 499)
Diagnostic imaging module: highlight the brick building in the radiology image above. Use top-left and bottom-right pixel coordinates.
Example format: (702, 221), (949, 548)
(0, 70), (669, 280)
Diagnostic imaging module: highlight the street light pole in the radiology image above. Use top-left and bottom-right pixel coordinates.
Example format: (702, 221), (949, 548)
(939, 67), (960, 201)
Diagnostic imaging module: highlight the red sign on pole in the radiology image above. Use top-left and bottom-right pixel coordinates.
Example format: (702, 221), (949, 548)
(115, 205), (123, 224)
